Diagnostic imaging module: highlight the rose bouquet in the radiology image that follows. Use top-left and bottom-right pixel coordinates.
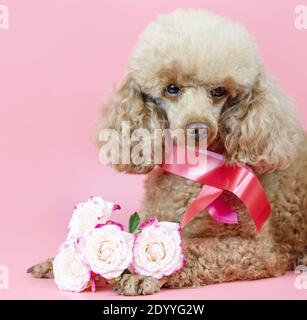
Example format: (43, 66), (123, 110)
(53, 196), (185, 292)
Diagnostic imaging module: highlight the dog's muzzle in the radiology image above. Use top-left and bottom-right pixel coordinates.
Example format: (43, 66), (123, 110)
(186, 122), (209, 141)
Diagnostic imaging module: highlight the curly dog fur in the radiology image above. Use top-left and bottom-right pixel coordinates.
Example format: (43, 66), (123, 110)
(28, 10), (307, 296)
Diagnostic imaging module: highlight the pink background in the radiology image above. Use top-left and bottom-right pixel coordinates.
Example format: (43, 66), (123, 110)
(0, 0), (306, 299)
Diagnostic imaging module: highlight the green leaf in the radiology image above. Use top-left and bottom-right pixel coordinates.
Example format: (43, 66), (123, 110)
(129, 212), (140, 234)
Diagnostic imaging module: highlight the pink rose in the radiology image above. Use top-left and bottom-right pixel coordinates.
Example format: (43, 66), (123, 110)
(53, 246), (91, 292)
(81, 222), (134, 280)
(132, 218), (185, 279)
(67, 196), (120, 241)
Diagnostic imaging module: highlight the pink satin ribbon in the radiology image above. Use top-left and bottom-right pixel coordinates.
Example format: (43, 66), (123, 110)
(161, 146), (271, 231)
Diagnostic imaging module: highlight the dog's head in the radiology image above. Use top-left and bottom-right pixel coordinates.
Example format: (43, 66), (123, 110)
(96, 9), (302, 174)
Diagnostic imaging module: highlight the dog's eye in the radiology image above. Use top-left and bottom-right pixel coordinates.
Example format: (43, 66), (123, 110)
(166, 84), (180, 96)
(211, 87), (228, 99)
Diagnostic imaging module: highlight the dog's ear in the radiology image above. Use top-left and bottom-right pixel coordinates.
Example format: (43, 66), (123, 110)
(219, 72), (302, 174)
(94, 73), (167, 174)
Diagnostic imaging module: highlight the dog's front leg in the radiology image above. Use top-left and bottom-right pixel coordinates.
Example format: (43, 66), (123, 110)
(27, 257), (54, 278)
(164, 236), (291, 288)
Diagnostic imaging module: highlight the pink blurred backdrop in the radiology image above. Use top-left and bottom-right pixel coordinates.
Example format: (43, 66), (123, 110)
(0, 0), (306, 299)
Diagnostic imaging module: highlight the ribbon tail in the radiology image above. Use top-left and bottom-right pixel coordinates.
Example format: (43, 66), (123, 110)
(207, 198), (238, 224)
(182, 186), (222, 227)
(183, 186), (238, 227)
(232, 172), (271, 231)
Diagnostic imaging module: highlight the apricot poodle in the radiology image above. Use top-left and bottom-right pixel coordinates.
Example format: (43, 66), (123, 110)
(29, 9), (307, 296)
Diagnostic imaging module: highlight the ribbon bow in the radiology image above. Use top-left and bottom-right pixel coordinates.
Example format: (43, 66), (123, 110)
(161, 146), (271, 231)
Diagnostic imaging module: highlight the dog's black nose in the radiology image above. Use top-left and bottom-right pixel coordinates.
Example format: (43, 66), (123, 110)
(186, 122), (209, 141)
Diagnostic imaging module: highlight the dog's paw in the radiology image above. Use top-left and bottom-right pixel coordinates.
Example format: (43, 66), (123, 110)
(115, 274), (164, 296)
(27, 257), (54, 279)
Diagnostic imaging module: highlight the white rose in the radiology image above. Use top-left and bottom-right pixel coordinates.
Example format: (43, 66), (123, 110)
(132, 218), (185, 279)
(53, 247), (91, 292)
(67, 196), (120, 240)
(81, 222), (134, 280)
